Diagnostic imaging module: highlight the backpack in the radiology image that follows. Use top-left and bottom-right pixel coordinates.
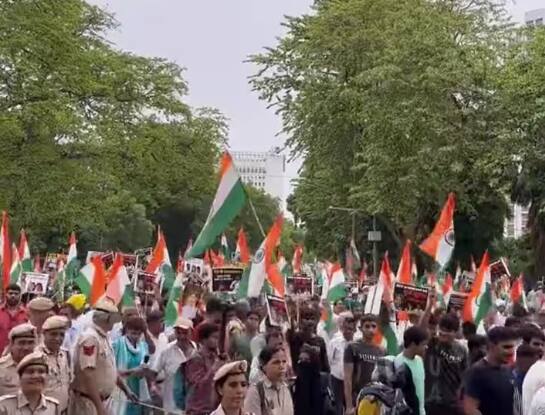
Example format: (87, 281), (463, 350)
(357, 385), (410, 415)
(356, 357), (412, 415)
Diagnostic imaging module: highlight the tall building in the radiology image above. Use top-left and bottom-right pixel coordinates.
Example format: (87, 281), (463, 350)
(525, 9), (545, 26)
(232, 148), (286, 209)
(504, 202), (530, 239)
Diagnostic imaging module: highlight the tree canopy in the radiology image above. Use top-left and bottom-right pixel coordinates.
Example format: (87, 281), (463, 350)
(251, 0), (545, 275)
(0, 0), (228, 255)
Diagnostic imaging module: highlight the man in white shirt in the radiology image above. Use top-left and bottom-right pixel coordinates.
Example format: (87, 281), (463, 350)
(328, 312), (356, 415)
(523, 357), (545, 415)
(150, 317), (196, 413)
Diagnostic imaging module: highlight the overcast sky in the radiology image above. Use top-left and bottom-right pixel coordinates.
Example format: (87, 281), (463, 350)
(87, 0), (544, 186)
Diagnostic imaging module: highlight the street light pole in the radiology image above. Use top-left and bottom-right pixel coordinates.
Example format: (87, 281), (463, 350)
(328, 206), (362, 243)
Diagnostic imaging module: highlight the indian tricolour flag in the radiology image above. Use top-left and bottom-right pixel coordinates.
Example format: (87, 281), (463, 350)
(238, 215), (283, 298)
(9, 244), (22, 285)
(292, 245), (303, 274)
(105, 254), (133, 306)
(18, 230), (32, 272)
(146, 230), (175, 292)
(419, 193), (456, 268)
(165, 275), (183, 326)
(463, 251), (493, 328)
(76, 255), (107, 305)
(510, 274), (527, 312)
(396, 240), (412, 284)
(186, 152), (246, 258)
(441, 274), (454, 308)
(1, 211), (11, 290)
(220, 234), (230, 263)
(65, 232), (80, 282)
(320, 262), (346, 335)
(235, 228), (250, 265)
(321, 262), (346, 302)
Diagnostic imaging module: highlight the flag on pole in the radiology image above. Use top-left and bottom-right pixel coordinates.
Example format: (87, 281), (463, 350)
(204, 250), (212, 267)
(186, 152), (246, 258)
(267, 262), (286, 298)
(220, 234), (230, 262)
(235, 228), (250, 265)
(33, 255), (41, 273)
(321, 262), (346, 302)
(105, 254), (133, 306)
(345, 238), (360, 279)
(210, 250), (224, 267)
(52, 259), (68, 303)
(470, 255), (477, 273)
(146, 230), (175, 292)
(359, 259), (368, 288)
(18, 230), (32, 273)
(9, 244), (22, 285)
(65, 232), (80, 282)
(76, 255), (107, 306)
(177, 238), (193, 273)
(1, 211), (11, 290)
(454, 262), (462, 290)
(463, 251), (492, 327)
(238, 215), (283, 298)
(419, 193), (456, 268)
(165, 275), (183, 326)
(441, 274), (454, 307)
(365, 253), (394, 315)
(396, 240), (412, 284)
(510, 274), (527, 311)
(292, 245), (303, 274)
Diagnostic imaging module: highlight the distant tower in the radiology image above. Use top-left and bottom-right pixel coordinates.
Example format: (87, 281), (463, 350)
(232, 148), (286, 210)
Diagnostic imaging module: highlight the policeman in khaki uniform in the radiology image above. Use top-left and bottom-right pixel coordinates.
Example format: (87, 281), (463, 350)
(0, 351), (60, 415)
(70, 298), (136, 415)
(0, 324), (37, 396)
(37, 315), (71, 414)
(27, 297), (55, 337)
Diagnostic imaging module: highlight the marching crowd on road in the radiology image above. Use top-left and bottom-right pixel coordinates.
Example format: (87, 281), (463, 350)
(3, 280), (545, 415)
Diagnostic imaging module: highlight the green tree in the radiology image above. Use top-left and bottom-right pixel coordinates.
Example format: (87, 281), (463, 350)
(498, 27), (545, 279)
(251, 0), (514, 266)
(0, 0), (224, 256)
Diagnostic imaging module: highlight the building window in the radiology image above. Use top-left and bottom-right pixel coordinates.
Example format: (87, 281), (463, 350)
(537, 18), (544, 25)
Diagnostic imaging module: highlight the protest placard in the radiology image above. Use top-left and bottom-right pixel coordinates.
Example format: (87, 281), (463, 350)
(393, 283), (429, 312)
(211, 267), (244, 293)
(286, 274), (313, 295)
(266, 294), (290, 327)
(490, 258), (511, 282)
(22, 272), (49, 295)
(134, 270), (156, 293)
(447, 291), (468, 314)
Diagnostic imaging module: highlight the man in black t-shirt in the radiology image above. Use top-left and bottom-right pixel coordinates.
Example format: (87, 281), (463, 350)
(424, 314), (469, 415)
(462, 326), (519, 415)
(344, 314), (385, 415)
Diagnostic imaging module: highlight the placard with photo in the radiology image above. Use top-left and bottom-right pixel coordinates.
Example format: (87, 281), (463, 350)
(393, 283), (429, 312)
(286, 274), (313, 295)
(447, 291), (468, 314)
(266, 294), (290, 327)
(22, 272), (49, 295)
(134, 270), (156, 293)
(211, 267), (244, 293)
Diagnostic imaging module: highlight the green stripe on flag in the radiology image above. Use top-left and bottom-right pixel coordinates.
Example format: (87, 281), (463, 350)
(187, 183), (246, 258)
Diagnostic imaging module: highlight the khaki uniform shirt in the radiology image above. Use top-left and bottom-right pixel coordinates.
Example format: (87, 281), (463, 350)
(0, 392), (60, 415)
(37, 345), (71, 412)
(0, 354), (19, 396)
(72, 324), (117, 399)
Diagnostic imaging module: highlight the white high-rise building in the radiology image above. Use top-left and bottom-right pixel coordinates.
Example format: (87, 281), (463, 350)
(232, 148), (286, 210)
(504, 202), (530, 239)
(525, 9), (545, 26)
